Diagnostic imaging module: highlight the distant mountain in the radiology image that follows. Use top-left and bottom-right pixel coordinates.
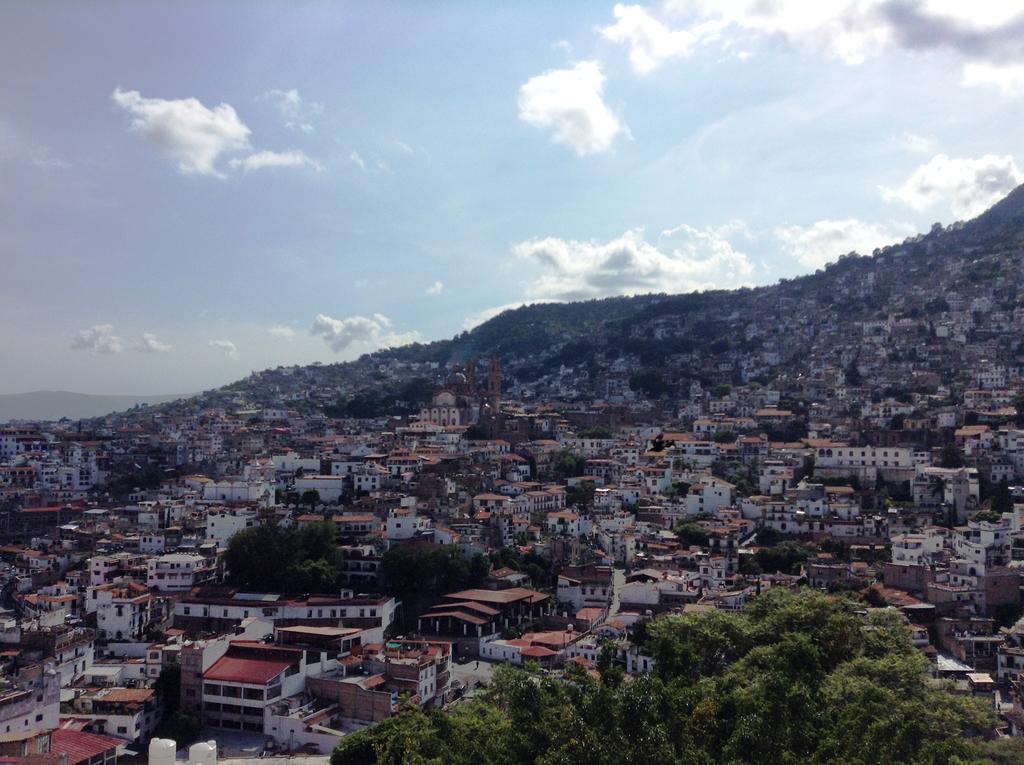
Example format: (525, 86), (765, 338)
(0, 391), (190, 422)
(125, 182), (1024, 419)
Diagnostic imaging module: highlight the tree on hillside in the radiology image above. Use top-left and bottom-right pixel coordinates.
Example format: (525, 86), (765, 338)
(224, 521), (340, 593)
(381, 545), (491, 629)
(754, 541), (814, 575)
(674, 520), (710, 548)
(629, 369), (669, 398)
(552, 452), (586, 479)
(330, 589), (994, 765)
(939, 444), (965, 468)
(991, 479), (1014, 514)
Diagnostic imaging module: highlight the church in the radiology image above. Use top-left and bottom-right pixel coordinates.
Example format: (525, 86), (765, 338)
(418, 358), (501, 427)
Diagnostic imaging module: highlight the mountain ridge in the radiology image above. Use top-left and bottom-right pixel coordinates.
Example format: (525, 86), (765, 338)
(0, 390), (191, 422)
(67, 182), (1024, 421)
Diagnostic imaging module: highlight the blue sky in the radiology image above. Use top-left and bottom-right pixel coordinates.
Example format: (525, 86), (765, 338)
(3, 1), (1024, 394)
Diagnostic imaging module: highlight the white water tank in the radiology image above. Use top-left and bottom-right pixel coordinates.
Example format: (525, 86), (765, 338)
(189, 741), (217, 765)
(149, 738), (176, 765)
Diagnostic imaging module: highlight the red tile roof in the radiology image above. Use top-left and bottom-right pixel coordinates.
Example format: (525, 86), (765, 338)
(444, 587), (546, 605)
(51, 729), (122, 765)
(205, 654), (294, 684)
(520, 645), (556, 658)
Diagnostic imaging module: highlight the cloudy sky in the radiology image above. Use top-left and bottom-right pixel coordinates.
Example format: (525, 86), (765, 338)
(3, 1), (1024, 394)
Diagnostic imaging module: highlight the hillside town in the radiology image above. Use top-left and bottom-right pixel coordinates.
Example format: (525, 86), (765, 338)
(5, 318), (1024, 760)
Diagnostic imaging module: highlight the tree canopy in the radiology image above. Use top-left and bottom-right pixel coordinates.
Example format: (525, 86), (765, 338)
(330, 589), (993, 765)
(382, 544), (491, 629)
(224, 521), (340, 593)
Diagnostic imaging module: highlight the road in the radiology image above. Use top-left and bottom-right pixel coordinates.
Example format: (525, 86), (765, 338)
(610, 567), (625, 616)
(450, 658), (497, 691)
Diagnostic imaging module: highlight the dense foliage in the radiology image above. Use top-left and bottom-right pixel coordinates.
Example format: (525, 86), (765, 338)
(381, 544), (491, 629)
(331, 589), (994, 765)
(224, 521), (341, 593)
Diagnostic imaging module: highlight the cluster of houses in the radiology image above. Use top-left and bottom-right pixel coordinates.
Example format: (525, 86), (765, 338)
(6, 335), (1024, 753)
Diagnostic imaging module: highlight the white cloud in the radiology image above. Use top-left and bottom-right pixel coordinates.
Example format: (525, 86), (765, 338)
(136, 332), (172, 353)
(348, 150), (389, 174)
(260, 88), (323, 133)
(267, 325), (296, 340)
(0, 118), (69, 171)
(229, 149), (323, 172)
(897, 131), (937, 153)
(658, 0), (893, 65)
(425, 281), (444, 296)
(310, 313), (420, 353)
(513, 224), (754, 301)
(71, 324), (122, 354)
(111, 88), (251, 177)
(607, 2), (1024, 85)
(881, 153), (1024, 218)
(349, 151), (367, 171)
(962, 62), (1024, 94)
(462, 302), (530, 331)
(775, 218), (915, 270)
(517, 61), (626, 155)
(600, 3), (697, 74)
(208, 339), (239, 359)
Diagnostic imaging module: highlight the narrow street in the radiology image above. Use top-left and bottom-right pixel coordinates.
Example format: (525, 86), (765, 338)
(610, 567), (625, 616)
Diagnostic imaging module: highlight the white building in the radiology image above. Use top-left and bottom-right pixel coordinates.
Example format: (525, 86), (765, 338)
(147, 553), (214, 592)
(205, 507), (260, 546)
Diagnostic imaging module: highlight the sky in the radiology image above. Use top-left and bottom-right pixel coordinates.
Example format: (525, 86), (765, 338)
(3, 1), (1024, 395)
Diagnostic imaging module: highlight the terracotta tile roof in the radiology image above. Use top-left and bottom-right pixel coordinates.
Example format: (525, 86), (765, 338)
(420, 610), (487, 626)
(51, 730), (123, 765)
(520, 645), (556, 658)
(444, 587), (545, 605)
(205, 654), (294, 684)
(94, 688), (155, 704)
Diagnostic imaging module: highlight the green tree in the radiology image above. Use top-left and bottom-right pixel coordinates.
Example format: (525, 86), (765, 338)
(381, 544), (487, 629)
(153, 665), (181, 717)
(939, 444), (965, 468)
(629, 369), (669, 398)
(158, 711), (201, 749)
(329, 590), (994, 765)
(552, 451), (586, 479)
(565, 480), (597, 509)
(224, 521), (340, 593)
(990, 479), (1013, 514)
(753, 541), (814, 574)
(674, 520), (711, 547)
